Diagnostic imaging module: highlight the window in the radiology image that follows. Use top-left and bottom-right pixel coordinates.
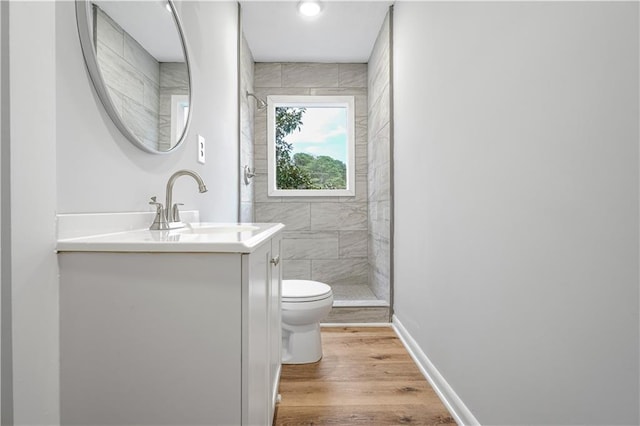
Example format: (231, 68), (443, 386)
(171, 94), (189, 146)
(267, 95), (355, 197)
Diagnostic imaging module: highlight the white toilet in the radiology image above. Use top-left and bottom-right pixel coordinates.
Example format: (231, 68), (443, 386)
(281, 279), (333, 364)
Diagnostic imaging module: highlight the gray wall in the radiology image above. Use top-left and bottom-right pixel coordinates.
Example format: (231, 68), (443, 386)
(253, 63), (370, 297)
(367, 11), (392, 304)
(0, 1), (5, 421)
(4, 1), (239, 423)
(393, 2), (639, 424)
(240, 33), (255, 222)
(7, 2), (58, 424)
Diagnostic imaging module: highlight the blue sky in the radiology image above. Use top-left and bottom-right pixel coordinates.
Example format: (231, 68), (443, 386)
(283, 107), (347, 163)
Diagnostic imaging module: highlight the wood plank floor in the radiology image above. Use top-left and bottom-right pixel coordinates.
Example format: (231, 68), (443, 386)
(274, 327), (456, 426)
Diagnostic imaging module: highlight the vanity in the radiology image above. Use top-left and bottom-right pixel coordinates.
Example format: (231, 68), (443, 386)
(57, 216), (284, 425)
(67, 1), (283, 421)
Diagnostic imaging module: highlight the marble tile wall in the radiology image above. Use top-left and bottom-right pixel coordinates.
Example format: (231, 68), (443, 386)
(254, 62), (371, 297)
(240, 34), (255, 222)
(367, 12), (392, 304)
(95, 7), (159, 151)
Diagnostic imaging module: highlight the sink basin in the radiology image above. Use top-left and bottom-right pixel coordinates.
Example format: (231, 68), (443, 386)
(176, 223), (260, 234)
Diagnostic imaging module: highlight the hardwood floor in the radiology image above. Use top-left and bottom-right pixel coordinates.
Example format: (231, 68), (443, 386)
(274, 327), (456, 426)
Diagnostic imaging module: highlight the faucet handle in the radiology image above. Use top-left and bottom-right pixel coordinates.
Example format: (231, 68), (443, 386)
(172, 203), (184, 222)
(149, 197), (169, 230)
(149, 196), (162, 209)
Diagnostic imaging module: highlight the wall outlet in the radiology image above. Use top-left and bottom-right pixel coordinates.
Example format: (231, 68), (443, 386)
(197, 135), (205, 164)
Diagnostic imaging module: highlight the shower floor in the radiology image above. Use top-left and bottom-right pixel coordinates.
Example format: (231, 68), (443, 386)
(315, 284), (390, 323)
(329, 284), (389, 308)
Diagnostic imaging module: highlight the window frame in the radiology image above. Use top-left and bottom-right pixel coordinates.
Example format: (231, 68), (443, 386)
(266, 95), (356, 197)
(170, 94), (189, 147)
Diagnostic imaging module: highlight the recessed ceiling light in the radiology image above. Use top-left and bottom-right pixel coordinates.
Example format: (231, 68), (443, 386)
(298, 1), (322, 18)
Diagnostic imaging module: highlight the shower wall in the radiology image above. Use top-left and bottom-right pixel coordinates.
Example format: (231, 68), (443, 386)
(253, 63), (376, 303)
(239, 33), (255, 222)
(367, 11), (392, 305)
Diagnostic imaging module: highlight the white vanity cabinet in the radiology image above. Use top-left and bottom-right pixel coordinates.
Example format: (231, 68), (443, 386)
(242, 232), (282, 425)
(58, 225), (283, 426)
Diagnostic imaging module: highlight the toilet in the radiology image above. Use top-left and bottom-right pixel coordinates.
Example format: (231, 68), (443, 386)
(281, 279), (333, 364)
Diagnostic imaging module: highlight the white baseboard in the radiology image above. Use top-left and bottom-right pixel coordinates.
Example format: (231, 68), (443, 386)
(392, 315), (480, 426)
(321, 322), (392, 327)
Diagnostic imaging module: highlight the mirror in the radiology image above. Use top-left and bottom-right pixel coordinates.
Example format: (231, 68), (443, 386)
(76, 0), (192, 154)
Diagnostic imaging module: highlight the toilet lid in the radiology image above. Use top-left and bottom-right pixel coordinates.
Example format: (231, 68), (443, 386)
(282, 280), (332, 303)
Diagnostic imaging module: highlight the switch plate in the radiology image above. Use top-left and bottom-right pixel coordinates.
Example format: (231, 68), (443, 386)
(197, 135), (205, 164)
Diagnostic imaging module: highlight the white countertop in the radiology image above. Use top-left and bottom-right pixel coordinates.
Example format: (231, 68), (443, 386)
(56, 222), (285, 254)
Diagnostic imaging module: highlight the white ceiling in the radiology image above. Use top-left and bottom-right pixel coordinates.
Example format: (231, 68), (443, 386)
(240, 1), (393, 63)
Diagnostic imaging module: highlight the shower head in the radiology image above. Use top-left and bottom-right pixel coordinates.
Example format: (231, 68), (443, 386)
(246, 91), (267, 110)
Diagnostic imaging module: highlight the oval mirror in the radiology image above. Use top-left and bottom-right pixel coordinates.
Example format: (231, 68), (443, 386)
(76, 0), (192, 154)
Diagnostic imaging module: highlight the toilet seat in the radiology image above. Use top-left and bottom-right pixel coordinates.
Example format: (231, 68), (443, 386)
(282, 280), (332, 303)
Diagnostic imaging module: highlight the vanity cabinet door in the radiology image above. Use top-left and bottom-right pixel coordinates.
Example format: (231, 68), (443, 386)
(241, 235), (283, 426)
(60, 252), (243, 426)
(268, 233), (282, 422)
(242, 242), (270, 426)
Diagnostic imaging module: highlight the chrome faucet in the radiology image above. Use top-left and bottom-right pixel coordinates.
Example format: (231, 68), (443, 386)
(149, 169), (208, 230)
(165, 169), (208, 224)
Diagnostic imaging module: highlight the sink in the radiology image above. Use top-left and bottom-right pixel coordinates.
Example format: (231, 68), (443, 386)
(176, 223), (260, 234)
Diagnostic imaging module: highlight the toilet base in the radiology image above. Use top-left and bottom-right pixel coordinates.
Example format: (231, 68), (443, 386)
(282, 322), (323, 364)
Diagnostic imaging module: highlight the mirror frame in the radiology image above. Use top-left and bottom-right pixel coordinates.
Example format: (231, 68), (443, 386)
(75, 0), (193, 154)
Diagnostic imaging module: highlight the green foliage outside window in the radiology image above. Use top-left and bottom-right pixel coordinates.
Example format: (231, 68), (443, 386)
(275, 107), (347, 190)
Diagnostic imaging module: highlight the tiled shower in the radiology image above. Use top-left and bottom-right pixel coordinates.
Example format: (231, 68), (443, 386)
(240, 10), (392, 322)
